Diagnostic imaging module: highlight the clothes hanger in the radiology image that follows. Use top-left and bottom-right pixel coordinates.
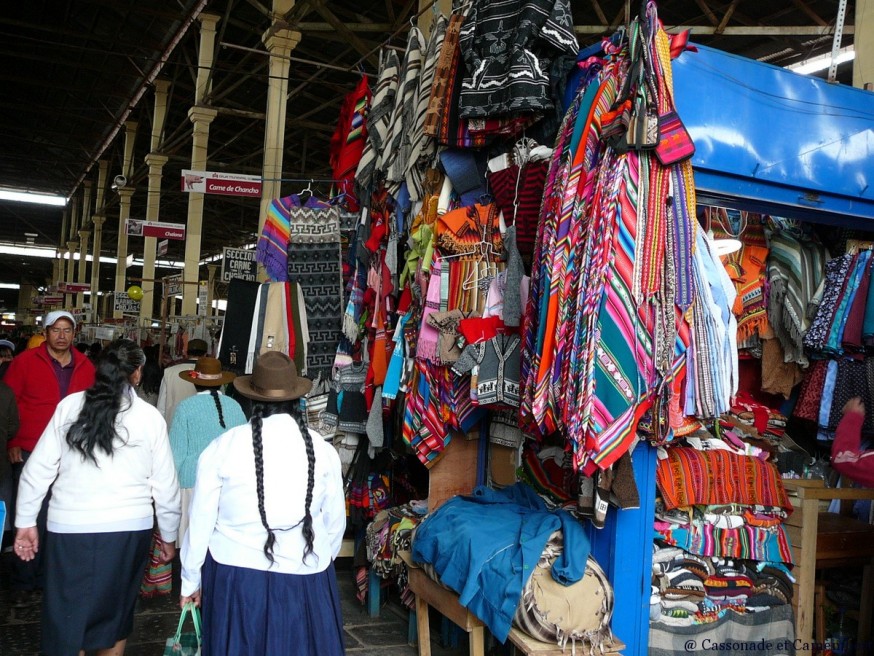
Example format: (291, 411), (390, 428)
(298, 179), (314, 203)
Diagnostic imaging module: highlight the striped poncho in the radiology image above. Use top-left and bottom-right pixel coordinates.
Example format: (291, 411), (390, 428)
(766, 229), (828, 365)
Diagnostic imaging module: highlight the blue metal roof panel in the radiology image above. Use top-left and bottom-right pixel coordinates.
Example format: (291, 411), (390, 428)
(672, 44), (874, 225)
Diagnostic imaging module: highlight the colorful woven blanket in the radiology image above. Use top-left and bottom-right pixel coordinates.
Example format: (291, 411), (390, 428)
(656, 447), (791, 512)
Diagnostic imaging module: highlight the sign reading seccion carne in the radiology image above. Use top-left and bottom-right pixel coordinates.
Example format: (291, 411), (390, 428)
(221, 247), (257, 282)
(181, 169), (262, 198)
(113, 291), (140, 313)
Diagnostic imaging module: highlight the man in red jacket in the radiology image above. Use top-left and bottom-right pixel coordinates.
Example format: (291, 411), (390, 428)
(5, 310), (95, 605)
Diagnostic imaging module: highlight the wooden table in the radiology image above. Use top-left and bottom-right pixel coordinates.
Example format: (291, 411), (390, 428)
(407, 566), (485, 656)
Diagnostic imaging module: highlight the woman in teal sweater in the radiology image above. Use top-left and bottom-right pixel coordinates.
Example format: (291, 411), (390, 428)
(170, 357), (247, 544)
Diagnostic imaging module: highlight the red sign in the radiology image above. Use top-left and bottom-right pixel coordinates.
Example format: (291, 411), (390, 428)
(181, 169), (262, 198)
(143, 222), (186, 241)
(40, 295), (65, 305)
(57, 282), (91, 293)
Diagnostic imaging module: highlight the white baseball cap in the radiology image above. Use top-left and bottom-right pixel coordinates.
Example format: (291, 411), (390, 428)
(44, 310), (76, 329)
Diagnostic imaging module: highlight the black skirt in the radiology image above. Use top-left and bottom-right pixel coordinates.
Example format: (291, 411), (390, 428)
(41, 529), (151, 656)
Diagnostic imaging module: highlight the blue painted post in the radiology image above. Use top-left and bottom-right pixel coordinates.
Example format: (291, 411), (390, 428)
(408, 608), (418, 644)
(587, 442), (657, 656)
(367, 568), (381, 617)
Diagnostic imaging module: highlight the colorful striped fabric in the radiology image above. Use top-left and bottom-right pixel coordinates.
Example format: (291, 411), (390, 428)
(256, 195), (293, 281)
(518, 11), (704, 471)
(656, 447), (792, 512)
(139, 530), (172, 598)
(329, 74), (371, 210)
(656, 522), (794, 564)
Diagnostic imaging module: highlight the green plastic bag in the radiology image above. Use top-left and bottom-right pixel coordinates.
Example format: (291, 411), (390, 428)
(163, 602), (202, 655)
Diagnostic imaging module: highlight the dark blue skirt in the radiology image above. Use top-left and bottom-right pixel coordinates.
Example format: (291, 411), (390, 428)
(42, 529), (151, 656)
(201, 551), (345, 656)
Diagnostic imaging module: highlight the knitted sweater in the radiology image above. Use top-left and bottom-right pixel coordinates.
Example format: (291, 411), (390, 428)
(452, 333), (521, 407)
(169, 392), (247, 488)
(16, 389), (180, 541)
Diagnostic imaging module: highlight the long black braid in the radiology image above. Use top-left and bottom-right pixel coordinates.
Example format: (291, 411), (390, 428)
(249, 398), (316, 564)
(193, 384), (227, 429)
(288, 398), (316, 562)
(209, 388), (226, 428)
(250, 404), (277, 564)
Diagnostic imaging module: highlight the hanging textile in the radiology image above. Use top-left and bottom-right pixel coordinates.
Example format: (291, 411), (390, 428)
(406, 13), (448, 201)
(382, 27), (424, 198)
(520, 9), (701, 471)
(714, 213), (770, 343)
(457, 0), (579, 120)
(356, 49), (400, 194)
(217, 278), (261, 375)
(286, 203), (344, 381)
(765, 227), (829, 366)
(329, 74), (372, 211)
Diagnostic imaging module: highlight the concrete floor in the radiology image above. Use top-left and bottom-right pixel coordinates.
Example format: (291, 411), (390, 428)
(0, 550), (469, 656)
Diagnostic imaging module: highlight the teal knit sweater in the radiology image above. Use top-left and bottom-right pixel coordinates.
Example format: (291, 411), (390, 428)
(169, 392), (247, 488)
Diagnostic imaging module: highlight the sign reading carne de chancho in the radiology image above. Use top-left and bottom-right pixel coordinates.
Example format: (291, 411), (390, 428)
(221, 247), (257, 282)
(181, 169), (262, 198)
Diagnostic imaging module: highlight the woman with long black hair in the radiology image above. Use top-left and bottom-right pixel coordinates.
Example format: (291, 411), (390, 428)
(14, 338), (181, 656)
(136, 344), (163, 406)
(180, 351), (346, 655)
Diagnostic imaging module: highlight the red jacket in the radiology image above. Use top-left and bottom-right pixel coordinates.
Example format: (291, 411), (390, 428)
(5, 343), (95, 453)
(831, 409), (874, 488)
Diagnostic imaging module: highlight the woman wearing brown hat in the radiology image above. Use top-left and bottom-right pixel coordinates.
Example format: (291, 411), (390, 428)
(169, 356), (247, 545)
(179, 351), (346, 655)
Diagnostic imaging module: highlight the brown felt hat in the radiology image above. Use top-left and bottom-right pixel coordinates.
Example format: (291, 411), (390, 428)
(179, 356), (236, 387)
(233, 351), (312, 402)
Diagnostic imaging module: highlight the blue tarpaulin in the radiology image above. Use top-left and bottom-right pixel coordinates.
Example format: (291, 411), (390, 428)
(673, 44), (874, 227)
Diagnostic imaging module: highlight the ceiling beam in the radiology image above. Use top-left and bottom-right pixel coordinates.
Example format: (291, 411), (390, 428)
(294, 21), (394, 31)
(692, 0), (719, 26)
(716, 0), (741, 35)
(790, 0), (829, 26)
(589, 0), (608, 26)
(307, 0), (380, 67)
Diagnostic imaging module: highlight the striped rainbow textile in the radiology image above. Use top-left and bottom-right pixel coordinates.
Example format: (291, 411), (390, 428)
(520, 19), (700, 472)
(256, 195), (293, 281)
(656, 522), (794, 564)
(656, 447), (792, 513)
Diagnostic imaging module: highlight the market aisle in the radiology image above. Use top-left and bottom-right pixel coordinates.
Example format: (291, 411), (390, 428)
(0, 551), (468, 655)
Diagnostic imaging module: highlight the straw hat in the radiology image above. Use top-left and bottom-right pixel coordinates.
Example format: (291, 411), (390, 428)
(233, 351), (311, 402)
(180, 356), (236, 387)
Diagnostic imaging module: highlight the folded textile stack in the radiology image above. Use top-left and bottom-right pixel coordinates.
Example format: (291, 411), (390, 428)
(651, 544), (795, 626)
(651, 440), (794, 627)
(364, 502), (429, 608)
(724, 393), (788, 446)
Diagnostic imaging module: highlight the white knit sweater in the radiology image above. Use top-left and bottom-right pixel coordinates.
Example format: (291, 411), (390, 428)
(16, 388), (181, 542)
